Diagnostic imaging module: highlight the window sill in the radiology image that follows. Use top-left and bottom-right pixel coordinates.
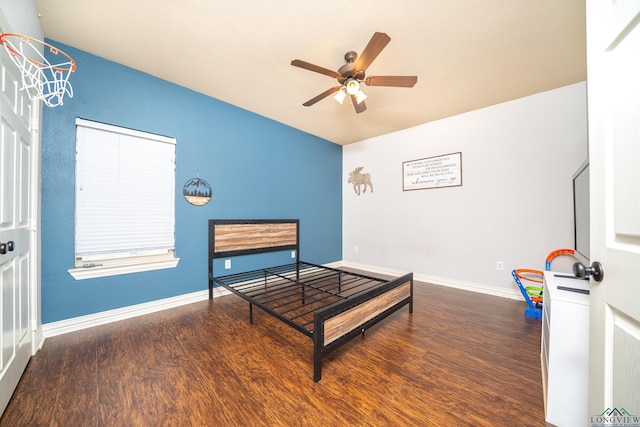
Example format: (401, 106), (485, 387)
(68, 258), (180, 280)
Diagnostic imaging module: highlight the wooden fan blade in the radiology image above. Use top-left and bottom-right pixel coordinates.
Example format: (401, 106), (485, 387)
(350, 94), (367, 113)
(303, 86), (342, 106)
(291, 60), (340, 79)
(353, 32), (391, 71)
(365, 75), (417, 88)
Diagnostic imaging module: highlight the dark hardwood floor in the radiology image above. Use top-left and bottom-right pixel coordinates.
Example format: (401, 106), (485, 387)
(1, 277), (546, 426)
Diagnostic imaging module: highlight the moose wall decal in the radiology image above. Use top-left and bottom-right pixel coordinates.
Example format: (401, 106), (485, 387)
(348, 166), (373, 196)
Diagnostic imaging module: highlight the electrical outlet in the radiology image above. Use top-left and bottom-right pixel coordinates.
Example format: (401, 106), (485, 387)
(354, 245), (359, 253)
(496, 261), (504, 271)
(225, 259), (231, 269)
(291, 250), (296, 259)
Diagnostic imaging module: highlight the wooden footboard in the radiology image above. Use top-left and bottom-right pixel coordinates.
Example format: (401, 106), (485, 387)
(312, 272), (413, 382)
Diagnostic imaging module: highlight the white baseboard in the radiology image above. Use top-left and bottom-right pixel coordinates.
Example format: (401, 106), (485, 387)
(42, 260), (521, 340)
(42, 287), (230, 338)
(339, 260), (522, 300)
(32, 328), (45, 353)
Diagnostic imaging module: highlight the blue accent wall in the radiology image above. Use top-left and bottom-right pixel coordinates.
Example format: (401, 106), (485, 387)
(41, 41), (342, 324)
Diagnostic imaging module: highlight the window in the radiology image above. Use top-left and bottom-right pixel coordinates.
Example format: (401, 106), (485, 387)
(69, 118), (178, 280)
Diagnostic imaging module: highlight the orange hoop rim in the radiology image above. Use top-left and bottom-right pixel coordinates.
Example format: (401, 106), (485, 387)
(0, 33), (76, 73)
(515, 268), (544, 284)
(546, 248), (574, 262)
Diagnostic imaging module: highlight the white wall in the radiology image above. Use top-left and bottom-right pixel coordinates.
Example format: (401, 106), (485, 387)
(343, 82), (587, 298)
(0, 0), (42, 38)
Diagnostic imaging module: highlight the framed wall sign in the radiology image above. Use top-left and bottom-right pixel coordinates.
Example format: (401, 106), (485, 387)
(402, 152), (462, 191)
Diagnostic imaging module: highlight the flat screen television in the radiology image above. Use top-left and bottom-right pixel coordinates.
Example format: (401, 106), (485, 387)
(572, 159), (590, 264)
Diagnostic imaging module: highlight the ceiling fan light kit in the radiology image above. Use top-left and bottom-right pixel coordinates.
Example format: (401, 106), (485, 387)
(345, 78), (360, 95)
(333, 88), (347, 104)
(291, 32), (417, 113)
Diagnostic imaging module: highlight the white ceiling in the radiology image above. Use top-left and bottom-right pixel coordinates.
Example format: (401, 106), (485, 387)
(34, 0), (586, 145)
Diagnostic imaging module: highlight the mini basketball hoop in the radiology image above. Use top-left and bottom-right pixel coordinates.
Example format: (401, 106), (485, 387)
(0, 33), (76, 107)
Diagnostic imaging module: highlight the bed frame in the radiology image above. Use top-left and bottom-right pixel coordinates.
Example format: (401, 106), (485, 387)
(208, 219), (413, 382)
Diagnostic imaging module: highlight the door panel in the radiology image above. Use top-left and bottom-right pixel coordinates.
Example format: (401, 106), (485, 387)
(19, 142), (29, 227)
(19, 254), (29, 343)
(0, 119), (15, 227)
(1, 261), (15, 370)
(587, 0), (640, 418)
(611, 313), (640, 408)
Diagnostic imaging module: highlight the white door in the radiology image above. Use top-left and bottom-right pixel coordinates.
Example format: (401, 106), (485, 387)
(0, 40), (37, 414)
(586, 0), (640, 421)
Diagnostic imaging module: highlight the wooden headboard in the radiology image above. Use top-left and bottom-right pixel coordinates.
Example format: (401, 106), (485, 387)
(208, 219), (299, 258)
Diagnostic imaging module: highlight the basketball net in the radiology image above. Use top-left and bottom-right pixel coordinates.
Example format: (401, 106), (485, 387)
(0, 33), (76, 107)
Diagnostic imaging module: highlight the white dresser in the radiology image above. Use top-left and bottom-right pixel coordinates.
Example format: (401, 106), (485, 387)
(541, 271), (590, 427)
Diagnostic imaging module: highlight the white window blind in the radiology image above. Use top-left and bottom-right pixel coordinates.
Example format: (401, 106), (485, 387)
(75, 118), (176, 265)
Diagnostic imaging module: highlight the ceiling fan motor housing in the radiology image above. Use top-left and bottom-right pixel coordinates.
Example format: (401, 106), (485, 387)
(338, 51), (365, 82)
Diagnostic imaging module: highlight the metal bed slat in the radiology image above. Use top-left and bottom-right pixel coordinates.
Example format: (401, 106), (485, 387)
(215, 264), (385, 296)
(214, 262), (388, 334)
(216, 275), (343, 323)
(237, 272), (339, 303)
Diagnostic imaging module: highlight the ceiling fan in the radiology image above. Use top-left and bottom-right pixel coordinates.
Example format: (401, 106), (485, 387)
(291, 32), (417, 114)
